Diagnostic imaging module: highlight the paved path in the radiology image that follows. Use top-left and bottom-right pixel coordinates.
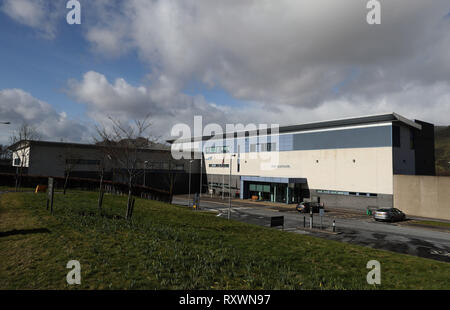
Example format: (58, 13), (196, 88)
(172, 196), (450, 263)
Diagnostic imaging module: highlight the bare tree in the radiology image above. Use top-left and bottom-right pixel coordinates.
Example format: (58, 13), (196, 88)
(0, 144), (11, 160)
(93, 150), (112, 215)
(95, 115), (154, 220)
(59, 146), (82, 195)
(9, 123), (40, 191)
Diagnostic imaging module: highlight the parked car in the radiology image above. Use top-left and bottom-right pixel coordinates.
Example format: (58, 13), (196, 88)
(374, 208), (406, 222)
(296, 202), (324, 214)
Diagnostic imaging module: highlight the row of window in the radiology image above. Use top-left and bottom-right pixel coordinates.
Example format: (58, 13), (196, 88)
(209, 164), (229, 168)
(205, 142), (277, 154)
(316, 189), (378, 197)
(66, 159), (101, 165)
(205, 146), (230, 154)
(146, 162), (184, 170)
(250, 143), (277, 152)
(65, 159), (184, 170)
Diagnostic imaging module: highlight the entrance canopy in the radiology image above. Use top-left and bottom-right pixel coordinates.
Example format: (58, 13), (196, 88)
(240, 176), (308, 204)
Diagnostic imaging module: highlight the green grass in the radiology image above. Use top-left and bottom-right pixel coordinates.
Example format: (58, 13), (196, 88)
(1, 190), (449, 290)
(411, 220), (450, 229)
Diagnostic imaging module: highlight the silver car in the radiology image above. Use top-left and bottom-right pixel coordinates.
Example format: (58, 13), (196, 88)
(374, 208), (406, 222)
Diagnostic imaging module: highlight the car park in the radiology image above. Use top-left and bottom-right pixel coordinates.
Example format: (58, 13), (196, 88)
(374, 208), (406, 222)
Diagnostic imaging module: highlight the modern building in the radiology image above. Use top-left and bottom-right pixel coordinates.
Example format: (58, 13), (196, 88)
(8, 140), (202, 194)
(169, 113), (435, 210)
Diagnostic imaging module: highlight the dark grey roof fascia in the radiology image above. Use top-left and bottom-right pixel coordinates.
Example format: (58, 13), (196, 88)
(8, 140), (171, 153)
(167, 113), (423, 144)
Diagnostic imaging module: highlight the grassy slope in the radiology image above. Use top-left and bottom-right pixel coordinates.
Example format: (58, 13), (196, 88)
(411, 220), (450, 229)
(435, 126), (450, 176)
(0, 191), (449, 290)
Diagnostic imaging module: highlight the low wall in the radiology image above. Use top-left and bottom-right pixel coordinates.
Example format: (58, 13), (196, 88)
(394, 175), (450, 220)
(310, 190), (393, 211)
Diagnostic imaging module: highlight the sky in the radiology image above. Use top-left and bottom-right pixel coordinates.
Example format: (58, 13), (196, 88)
(0, 0), (449, 145)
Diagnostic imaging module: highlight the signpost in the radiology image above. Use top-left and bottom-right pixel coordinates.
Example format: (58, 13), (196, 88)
(270, 216), (284, 230)
(319, 208), (324, 230)
(46, 177), (55, 214)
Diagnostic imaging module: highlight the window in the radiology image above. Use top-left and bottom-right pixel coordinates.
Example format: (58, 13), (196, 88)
(260, 142), (276, 152)
(66, 159), (100, 165)
(205, 146), (216, 154)
(209, 164), (229, 168)
(175, 164), (184, 170)
(250, 144), (257, 152)
(14, 158), (21, 166)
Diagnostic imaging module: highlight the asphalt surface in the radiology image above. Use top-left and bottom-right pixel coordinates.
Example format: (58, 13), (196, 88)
(173, 196), (450, 263)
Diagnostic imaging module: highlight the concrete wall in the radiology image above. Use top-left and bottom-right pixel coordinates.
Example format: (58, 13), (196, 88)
(394, 175), (450, 220)
(205, 147), (394, 195)
(310, 190), (393, 211)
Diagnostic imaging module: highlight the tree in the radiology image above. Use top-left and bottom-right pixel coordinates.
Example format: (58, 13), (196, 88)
(95, 115), (154, 220)
(93, 151), (112, 215)
(0, 144), (11, 160)
(59, 146), (82, 195)
(9, 123), (40, 191)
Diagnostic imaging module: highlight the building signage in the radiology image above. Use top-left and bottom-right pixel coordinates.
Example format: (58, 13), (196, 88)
(271, 164), (291, 169)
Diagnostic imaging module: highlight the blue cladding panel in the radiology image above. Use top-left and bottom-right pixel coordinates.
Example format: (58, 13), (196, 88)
(208, 125), (391, 153)
(292, 126), (391, 150)
(278, 134), (293, 151)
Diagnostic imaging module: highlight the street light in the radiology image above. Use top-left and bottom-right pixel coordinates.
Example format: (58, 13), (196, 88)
(198, 150), (203, 210)
(143, 160), (149, 187)
(0, 122), (10, 125)
(188, 159), (194, 207)
(228, 154), (236, 220)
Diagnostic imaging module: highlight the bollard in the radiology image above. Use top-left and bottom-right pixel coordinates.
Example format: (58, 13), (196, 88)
(303, 216), (306, 228)
(333, 220), (336, 232)
(310, 208), (313, 229)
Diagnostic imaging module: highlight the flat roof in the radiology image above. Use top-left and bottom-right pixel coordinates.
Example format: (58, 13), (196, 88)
(167, 112), (423, 144)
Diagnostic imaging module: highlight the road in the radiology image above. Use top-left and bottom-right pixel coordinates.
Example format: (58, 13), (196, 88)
(172, 196), (450, 263)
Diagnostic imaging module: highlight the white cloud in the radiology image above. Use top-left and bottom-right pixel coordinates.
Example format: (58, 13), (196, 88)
(0, 88), (91, 144)
(1, 0), (61, 39)
(3, 0), (450, 142)
(77, 0), (450, 127)
(66, 71), (239, 140)
(66, 70), (450, 144)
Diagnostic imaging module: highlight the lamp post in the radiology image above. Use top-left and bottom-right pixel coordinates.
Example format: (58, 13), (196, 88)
(228, 154), (236, 220)
(198, 151), (203, 210)
(143, 160), (148, 187)
(188, 159), (194, 207)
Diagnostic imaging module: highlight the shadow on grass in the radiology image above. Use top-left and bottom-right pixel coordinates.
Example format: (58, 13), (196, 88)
(0, 228), (51, 237)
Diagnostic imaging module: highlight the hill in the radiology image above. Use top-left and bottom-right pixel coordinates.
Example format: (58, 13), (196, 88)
(435, 126), (450, 176)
